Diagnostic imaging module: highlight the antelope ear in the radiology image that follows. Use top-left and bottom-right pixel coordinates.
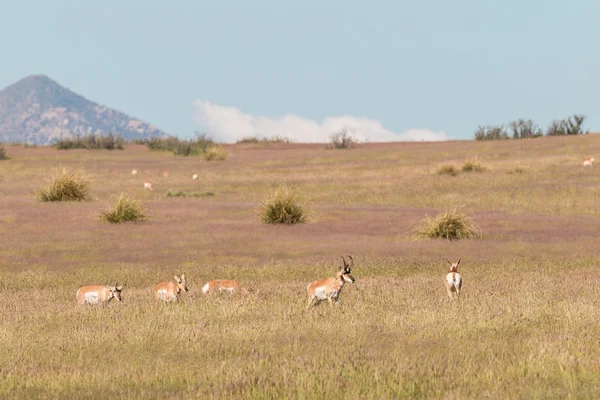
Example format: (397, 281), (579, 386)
(181, 274), (186, 281)
(174, 275), (181, 283)
(457, 258), (461, 265)
(116, 285), (123, 291)
(447, 260), (452, 266)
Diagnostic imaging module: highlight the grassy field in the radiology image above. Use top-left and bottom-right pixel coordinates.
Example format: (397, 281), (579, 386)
(1, 135), (600, 398)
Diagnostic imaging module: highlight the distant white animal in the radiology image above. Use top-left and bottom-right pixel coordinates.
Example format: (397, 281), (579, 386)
(143, 180), (153, 190)
(132, 169), (138, 176)
(583, 157), (594, 167)
(163, 171), (169, 178)
(445, 259), (463, 300)
(192, 174), (199, 180)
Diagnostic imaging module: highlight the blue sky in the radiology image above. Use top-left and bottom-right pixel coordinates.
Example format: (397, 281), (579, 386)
(1, 0), (598, 142)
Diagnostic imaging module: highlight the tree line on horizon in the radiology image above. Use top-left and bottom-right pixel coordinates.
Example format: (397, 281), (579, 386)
(475, 114), (589, 140)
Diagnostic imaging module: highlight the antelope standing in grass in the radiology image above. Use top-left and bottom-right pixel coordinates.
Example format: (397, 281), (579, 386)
(192, 174), (199, 180)
(306, 256), (355, 309)
(201, 279), (255, 295)
(153, 274), (188, 302)
(143, 180), (153, 190)
(583, 157), (594, 167)
(445, 259), (463, 300)
(132, 169), (138, 176)
(77, 284), (123, 305)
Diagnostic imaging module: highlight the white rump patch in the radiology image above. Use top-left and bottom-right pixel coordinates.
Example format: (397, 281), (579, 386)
(314, 286), (327, 300)
(84, 292), (99, 304)
(157, 289), (168, 300)
(202, 283), (210, 294)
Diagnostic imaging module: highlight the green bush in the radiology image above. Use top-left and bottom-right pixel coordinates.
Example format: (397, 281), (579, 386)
(257, 184), (309, 224)
(546, 115), (588, 136)
(100, 193), (148, 224)
(146, 133), (214, 156)
(236, 136), (291, 144)
(203, 146), (228, 161)
(54, 133), (124, 150)
(412, 207), (481, 240)
(327, 129), (358, 149)
(165, 190), (215, 198)
(35, 166), (92, 202)
(0, 144), (8, 160)
(474, 125), (509, 141)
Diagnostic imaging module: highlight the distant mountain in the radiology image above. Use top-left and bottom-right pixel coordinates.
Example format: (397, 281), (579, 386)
(0, 75), (168, 145)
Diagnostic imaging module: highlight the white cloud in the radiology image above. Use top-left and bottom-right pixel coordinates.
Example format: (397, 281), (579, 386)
(193, 100), (450, 143)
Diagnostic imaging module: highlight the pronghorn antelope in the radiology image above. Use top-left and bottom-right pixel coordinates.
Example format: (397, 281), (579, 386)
(201, 279), (254, 295)
(445, 259), (463, 300)
(143, 180), (153, 190)
(163, 171), (169, 178)
(583, 157), (594, 167)
(153, 274), (188, 302)
(192, 174), (199, 180)
(132, 169), (138, 176)
(306, 256), (355, 309)
(77, 284), (123, 305)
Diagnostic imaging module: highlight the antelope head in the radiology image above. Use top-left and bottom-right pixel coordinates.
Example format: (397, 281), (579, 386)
(106, 283), (124, 301)
(447, 259), (461, 273)
(338, 256), (355, 284)
(174, 274), (188, 293)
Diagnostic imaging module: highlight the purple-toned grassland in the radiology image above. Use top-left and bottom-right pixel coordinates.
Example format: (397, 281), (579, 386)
(1, 135), (600, 398)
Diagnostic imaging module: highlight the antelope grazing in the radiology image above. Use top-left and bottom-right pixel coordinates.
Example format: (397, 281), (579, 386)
(192, 174), (199, 180)
(77, 284), (123, 305)
(132, 169), (138, 176)
(306, 256), (355, 309)
(143, 180), (153, 190)
(583, 157), (594, 167)
(201, 279), (254, 295)
(153, 274), (188, 302)
(445, 259), (463, 300)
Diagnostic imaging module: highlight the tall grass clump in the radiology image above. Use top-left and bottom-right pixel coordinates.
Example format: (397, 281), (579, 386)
(146, 133), (214, 156)
(35, 166), (92, 202)
(54, 133), (125, 150)
(257, 184), (309, 224)
(203, 145), (228, 161)
(0, 144), (8, 160)
(412, 207), (480, 240)
(99, 193), (148, 224)
(462, 159), (486, 172)
(437, 164), (460, 176)
(236, 136), (291, 144)
(166, 190), (215, 198)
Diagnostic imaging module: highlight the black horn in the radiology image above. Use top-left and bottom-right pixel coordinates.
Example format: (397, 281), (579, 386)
(347, 255), (354, 270)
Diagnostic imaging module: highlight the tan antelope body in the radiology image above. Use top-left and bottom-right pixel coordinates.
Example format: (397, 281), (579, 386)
(445, 259), (463, 300)
(132, 169), (138, 176)
(143, 180), (153, 190)
(192, 174), (199, 181)
(77, 284), (123, 305)
(583, 157), (594, 167)
(153, 274), (188, 302)
(306, 256), (355, 308)
(201, 279), (244, 295)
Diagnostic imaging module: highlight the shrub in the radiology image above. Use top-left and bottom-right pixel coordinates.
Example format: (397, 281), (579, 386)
(437, 165), (460, 176)
(546, 115), (588, 136)
(35, 166), (92, 202)
(236, 136), (291, 144)
(257, 184), (309, 224)
(54, 133), (125, 150)
(474, 125), (509, 141)
(203, 146), (228, 161)
(412, 207), (481, 240)
(327, 129), (358, 149)
(509, 119), (543, 139)
(100, 193), (148, 224)
(0, 144), (8, 160)
(146, 133), (215, 157)
(165, 190), (215, 198)
(462, 160), (486, 172)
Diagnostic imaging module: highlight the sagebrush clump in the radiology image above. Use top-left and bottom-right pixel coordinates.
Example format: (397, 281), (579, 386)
(437, 164), (460, 176)
(412, 207), (480, 240)
(257, 184), (309, 224)
(203, 146), (228, 161)
(462, 160), (486, 172)
(0, 144), (8, 160)
(35, 166), (92, 202)
(100, 193), (148, 223)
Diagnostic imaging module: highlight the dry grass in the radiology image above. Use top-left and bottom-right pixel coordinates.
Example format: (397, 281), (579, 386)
(34, 165), (92, 202)
(99, 193), (148, 223)
(203, 145), (228, 161)
(462, 159), (486, 172)
(2, 135), (600, 398)
(437, 164), (460, 176)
